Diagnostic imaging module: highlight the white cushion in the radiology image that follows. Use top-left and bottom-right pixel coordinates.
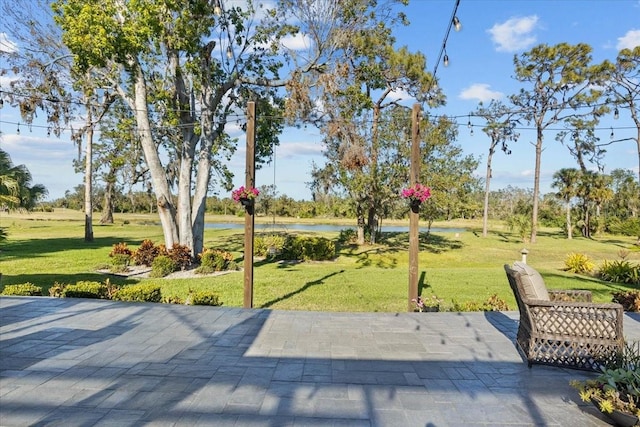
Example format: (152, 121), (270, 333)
(513, 262), (550, 301)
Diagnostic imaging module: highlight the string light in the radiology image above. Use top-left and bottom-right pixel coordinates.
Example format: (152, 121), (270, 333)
(443, 52), (449, 67)
(226, 46), (233, 59)
(614, 107), (619, 119)
(467, 115), (472, 128)
(16, 123), (20, 135)
(453, 16), (462, 32)
(610, 127), (614, 139)
(214, 0), (221, 16)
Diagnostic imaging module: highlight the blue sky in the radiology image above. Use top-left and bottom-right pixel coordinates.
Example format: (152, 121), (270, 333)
(1, 0), (639, 202)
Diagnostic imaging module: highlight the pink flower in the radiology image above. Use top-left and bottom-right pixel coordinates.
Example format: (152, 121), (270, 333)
(231, 186), (260, 202)
(401, 183), (431, 203)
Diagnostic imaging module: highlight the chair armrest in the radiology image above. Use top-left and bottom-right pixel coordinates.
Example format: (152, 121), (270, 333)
(549, 290), (592, 303)
(527, 300), (624, 339)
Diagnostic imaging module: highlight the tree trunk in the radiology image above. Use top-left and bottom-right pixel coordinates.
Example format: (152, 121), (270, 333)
(530, 129), (543, 243)
(565, 200), (572, 239)
(356, 215), (365, 245)
(367, 207), (377, 244)
(84, 114), (94, 242)
(130, 68), (179, 247)
(482, 149), (494, 238)
(100, 180), (115, 224)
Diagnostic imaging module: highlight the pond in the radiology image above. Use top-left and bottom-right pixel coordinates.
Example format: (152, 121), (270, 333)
(205, 222), (465, 233)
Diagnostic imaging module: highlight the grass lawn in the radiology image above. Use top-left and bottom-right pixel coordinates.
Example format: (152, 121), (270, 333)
(1, 209), (638, 312)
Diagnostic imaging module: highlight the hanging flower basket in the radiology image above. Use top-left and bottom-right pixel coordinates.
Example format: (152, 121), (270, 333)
(232, 186), (259, 207)
(401, 183), (431, 207)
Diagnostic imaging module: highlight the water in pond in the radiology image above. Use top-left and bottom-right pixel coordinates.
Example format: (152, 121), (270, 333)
(205, 222), (465, 233)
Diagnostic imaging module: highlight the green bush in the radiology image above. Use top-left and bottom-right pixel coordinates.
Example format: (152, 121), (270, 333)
(113, 283), (162, 303)
(1, 283), (43, 296)
(197, 248), (235, 273)
(453, 294), (510, 312)
(254, 234), (287, 258)
(111, 253), (131, 267)
(49, 282), (68, 297)
(281, 235), (336, 261)
(337, 228), (358, 245)
(612, 290), (640, 312)
(608, 217), (640, 239)
(133, 239), (163, 266)
(150, 255), (177, 278)
(62, 281), (108, 299)
(186, 290), (222, 306)
(598, 260), (640, 285)
(564, 252), (595, 274)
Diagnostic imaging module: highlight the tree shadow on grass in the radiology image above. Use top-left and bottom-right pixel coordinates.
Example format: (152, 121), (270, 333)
(259, 269), (346, 308)
(1, 236), (143, 261)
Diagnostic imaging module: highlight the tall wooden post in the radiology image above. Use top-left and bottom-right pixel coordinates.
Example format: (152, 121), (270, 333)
(244, 101), (256, 308)
(408, 103), (421, 312)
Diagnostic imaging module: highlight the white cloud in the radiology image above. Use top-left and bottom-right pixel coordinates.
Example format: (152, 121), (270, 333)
(0, 32), (18, 53)
(487, 16), (539, 53)
(280, 33), (313, 51)
(617, 29), (640, 50)
(276, 141), (323, 158)
(459, 84), (504, 103)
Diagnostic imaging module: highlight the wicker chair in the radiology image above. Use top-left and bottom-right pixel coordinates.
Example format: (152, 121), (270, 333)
(504, 263), (624, 371)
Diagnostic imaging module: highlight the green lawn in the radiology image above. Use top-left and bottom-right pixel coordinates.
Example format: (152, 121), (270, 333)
(1, 210), (638, 312)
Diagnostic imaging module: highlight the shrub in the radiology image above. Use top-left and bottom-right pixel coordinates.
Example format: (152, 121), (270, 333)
(607, 217), (640, 239)
(598, 260), (640, 285)
(254, 234), (287, 258)
(109, 242), (133, 257)
(612, 290), (640, 312)
(185, 290), (222, 306)
(564, 253), (595, 274)
(133, 239), (163, 266)
(282, 235), (336, 261)
(150, 255), (177, 278)
(49, 282), (68, 297)
(453, 294), (510, 312)
(162, 295), (185, 304)
(111, 253), (131, 268)
(337, 228), (358, 245)
(197, 248), (235, 273)
(62, 281), (108, 299)
(1, 283), (43, 296)
(167, 244), (193, 270)
(113, 283), (162, 303)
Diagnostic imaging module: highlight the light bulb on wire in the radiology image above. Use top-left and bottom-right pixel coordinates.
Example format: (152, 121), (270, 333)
(614, 107), (619, 119)
(443, 53), (449, 67)
(453, 16), (462, 32)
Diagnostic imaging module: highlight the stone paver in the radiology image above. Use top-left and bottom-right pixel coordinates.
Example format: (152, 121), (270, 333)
(1, 296), (639, 426)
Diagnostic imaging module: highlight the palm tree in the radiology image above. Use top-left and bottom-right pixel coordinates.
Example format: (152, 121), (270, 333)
(552, 168), (581, 239)
(0, 148), (47, 210)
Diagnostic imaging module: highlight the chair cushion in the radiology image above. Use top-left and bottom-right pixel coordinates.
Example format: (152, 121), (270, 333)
(512, 262), (550, 301)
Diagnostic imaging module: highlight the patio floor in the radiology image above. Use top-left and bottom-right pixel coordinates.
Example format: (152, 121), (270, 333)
(1, 296), (639, 426)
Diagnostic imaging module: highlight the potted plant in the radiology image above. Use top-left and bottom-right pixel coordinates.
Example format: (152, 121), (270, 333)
(231, 186), (259, 207)
(401, 183), (431, 209)
(571, 341), (640, 426)
(412, 295), (443, 312)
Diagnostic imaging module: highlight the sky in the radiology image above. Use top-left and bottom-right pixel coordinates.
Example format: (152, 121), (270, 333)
(0, 0), (639, 202)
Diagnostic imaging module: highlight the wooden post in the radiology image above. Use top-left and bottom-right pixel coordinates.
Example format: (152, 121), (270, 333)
(408, 103), (421, 312)
(244, 101), (256, 308)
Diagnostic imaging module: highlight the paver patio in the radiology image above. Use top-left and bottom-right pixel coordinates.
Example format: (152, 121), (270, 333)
(1, 296), (639, 426)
